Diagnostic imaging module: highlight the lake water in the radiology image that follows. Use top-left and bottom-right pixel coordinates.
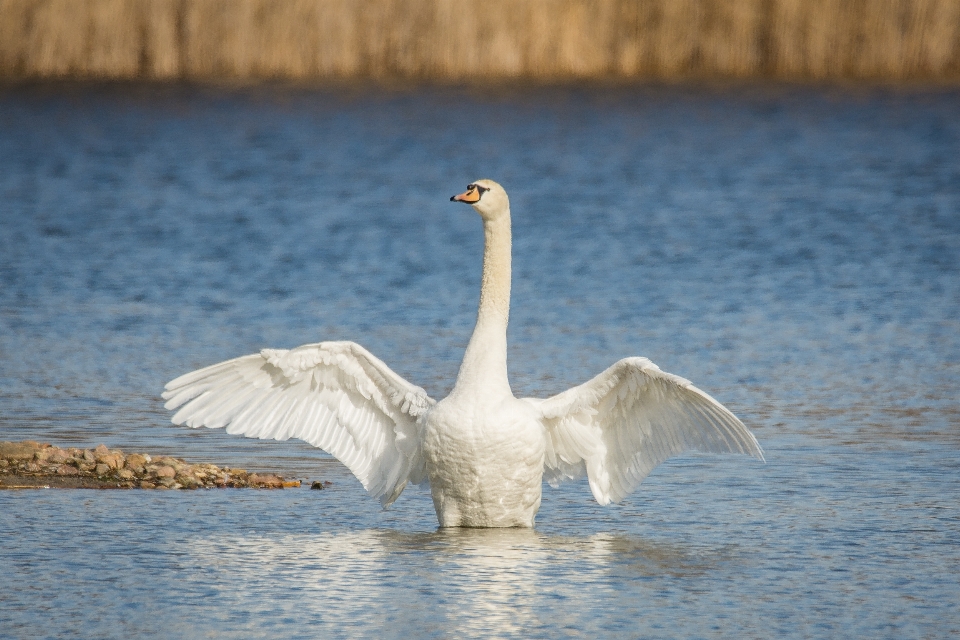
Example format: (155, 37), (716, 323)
(0, 82), (958, 638)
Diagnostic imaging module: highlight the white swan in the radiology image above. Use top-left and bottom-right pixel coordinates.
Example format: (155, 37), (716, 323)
(163, 180), (763, 527)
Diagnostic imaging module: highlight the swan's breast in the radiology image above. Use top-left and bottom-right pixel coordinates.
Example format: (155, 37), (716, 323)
(422, 394), (544, 526)
(423, 395), (543, 469)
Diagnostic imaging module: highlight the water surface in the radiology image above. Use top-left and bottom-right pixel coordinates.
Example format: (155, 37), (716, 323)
(1, 83), (958, 638)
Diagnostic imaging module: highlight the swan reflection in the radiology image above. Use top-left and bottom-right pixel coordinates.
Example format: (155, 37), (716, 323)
(186, 528), (715, 636)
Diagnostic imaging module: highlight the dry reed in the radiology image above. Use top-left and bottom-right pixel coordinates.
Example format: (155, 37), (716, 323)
(1, 0), (958, 81)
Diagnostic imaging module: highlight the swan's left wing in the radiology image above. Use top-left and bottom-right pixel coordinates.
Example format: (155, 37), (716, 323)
(162, 341), (435, 506)
(524, 357), (763, 505)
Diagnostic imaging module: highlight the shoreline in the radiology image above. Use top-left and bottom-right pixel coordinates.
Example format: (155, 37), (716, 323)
(0, 441), (310, 490)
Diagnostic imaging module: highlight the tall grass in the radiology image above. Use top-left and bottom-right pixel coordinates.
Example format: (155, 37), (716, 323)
(1, 0), (958, 80)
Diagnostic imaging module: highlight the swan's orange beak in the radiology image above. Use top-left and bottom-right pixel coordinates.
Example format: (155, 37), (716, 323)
(451, 186), (481, 203)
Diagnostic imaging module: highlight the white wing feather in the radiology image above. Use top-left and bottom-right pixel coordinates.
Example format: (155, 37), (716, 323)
(162, 341), (435, 506)
(526, 357), (763, 506)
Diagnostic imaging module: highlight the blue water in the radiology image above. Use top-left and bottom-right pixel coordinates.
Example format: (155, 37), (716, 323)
(1, 83), (958, 638)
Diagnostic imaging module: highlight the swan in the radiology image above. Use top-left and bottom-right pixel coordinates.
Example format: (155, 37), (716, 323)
(163, 180), (763, 527)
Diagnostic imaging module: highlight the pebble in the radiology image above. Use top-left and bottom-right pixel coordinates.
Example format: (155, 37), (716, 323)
(98, 453), (124, 469)
(178, 476), (200, 489)
(0, 441), (44, 460)
(47, 449), (70, 464)
(248, 474), (283, 489)
(0, 441), (306, 491)
(124, 454), (148, 471)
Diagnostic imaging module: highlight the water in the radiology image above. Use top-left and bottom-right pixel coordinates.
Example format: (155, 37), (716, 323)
(1, 82), (958, 638)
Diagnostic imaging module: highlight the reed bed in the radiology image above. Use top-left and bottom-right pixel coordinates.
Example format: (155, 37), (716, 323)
(1, 0), (958, 81)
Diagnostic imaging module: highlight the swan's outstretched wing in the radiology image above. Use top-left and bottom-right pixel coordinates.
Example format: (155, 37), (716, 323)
(162, 341), (435, 506)
(524, 357), (763, 506)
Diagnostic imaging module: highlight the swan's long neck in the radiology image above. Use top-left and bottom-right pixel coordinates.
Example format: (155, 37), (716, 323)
(453, 211), (512, 397)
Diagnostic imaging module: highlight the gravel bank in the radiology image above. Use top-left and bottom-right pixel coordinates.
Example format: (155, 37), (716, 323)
(0, 440), (309, 490)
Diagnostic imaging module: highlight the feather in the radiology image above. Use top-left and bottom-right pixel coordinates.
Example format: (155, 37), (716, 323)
(161, 341), (435, 505)
(525, 357), (764, 506)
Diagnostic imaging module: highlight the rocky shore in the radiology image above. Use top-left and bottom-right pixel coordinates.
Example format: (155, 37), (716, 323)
(0, 441), (305, 490)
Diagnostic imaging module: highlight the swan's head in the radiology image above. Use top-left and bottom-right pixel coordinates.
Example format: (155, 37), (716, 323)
(450, 179), (509, 220)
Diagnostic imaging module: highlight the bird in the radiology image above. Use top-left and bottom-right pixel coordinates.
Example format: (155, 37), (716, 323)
(163, 179), (763, 528)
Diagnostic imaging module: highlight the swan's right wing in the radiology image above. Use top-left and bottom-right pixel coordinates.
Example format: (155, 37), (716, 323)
(525, 357), (763, 506)
(162, 341), (435, 506)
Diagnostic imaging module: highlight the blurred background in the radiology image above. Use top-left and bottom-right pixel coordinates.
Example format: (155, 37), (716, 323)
(1, 0), (959, 82)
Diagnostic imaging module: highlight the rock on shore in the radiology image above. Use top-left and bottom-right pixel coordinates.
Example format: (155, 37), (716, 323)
(0, 441), (304, 490)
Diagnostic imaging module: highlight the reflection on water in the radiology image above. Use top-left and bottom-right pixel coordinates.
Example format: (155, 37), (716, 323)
(185, 528), (713, 637)
(0, 83), (958, 637)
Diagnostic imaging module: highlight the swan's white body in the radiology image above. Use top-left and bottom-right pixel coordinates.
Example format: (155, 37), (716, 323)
(163, 180), (763, 527)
